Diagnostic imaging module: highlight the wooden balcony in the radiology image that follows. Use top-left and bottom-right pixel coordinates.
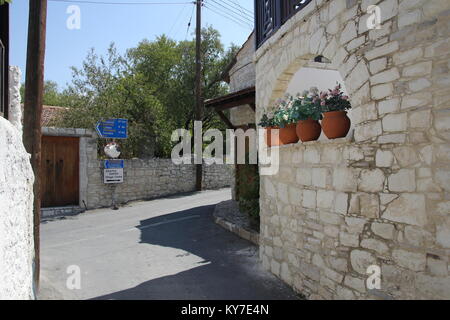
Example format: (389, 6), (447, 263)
(255, 0), (313, 48)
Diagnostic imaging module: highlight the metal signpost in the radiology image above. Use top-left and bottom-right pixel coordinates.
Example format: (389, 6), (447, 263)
(96, 119), (128, 210)
(104, 160), (124, 184)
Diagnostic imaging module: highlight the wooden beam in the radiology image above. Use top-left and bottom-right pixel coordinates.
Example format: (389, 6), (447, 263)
(23, 0), (48, 288)
(215, 109), (235, 129)
(210, 96), (256, 111)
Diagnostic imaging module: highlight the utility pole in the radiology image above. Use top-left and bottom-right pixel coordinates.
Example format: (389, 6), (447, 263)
(195, 0), (203, 191)
(23, 0), (48, 288)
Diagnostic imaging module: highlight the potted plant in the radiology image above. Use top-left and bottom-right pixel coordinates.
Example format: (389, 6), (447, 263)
(292, 89), (323, 142)
(320, 84), (352, 139)
(259, 113), (277, 147)
(273, 95), (300, 145)
(259, 95), (299, 146)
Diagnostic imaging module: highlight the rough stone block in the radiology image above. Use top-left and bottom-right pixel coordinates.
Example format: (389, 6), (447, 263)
(350, 250), (377, 275)
(371, 222), (395, 240)
(392, 249), (426, 271)
(388, 169), (416, 192)
(358, 169), (385, 192)
(383, 193), (427, 227)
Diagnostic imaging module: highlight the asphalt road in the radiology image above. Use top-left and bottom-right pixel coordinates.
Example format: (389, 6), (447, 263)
(39, 189), (299, 300)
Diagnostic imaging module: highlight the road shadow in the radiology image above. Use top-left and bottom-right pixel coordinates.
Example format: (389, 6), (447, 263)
(92, 204), (298, 300)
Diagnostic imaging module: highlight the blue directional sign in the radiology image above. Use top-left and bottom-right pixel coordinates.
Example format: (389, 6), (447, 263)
(104, 159), (125, 169)
(96, 119), (128, 139)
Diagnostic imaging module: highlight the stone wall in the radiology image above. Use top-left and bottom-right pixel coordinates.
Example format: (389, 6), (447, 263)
(84, 139), (231, 209)
(0, 67), (35, 299)
(42, 128), (232, 210)
(229, 33), (257, 200)
(256, 0), (450, 299)
(230, 32), (256, 128)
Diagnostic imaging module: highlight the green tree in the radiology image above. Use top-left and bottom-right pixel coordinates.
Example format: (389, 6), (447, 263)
(20, 80), (72, 107)
(58, 27), (239, 158)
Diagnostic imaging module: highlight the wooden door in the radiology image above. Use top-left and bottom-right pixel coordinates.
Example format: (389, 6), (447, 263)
(41, 136), (79, 207)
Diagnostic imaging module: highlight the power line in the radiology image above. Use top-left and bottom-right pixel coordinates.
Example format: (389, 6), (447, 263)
(49, 0), (192, 5)
(185, 3), (196, 39)
(225, 0), (254, 16)
(209, 0), (253, 21)
(204, 1), (252, 27)
(168, 2), (190, 38)
(203, 4), (252, 30)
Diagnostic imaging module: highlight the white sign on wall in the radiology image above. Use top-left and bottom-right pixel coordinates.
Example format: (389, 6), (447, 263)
(104, 168), (124, 184)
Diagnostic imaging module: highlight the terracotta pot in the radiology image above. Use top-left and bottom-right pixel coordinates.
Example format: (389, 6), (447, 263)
(264, 127), (276, 147)
(296, 119), (322, 142)
(265, 124), (299, 146)
(321, 111), (351, 139)
(279, 123), (299, 145)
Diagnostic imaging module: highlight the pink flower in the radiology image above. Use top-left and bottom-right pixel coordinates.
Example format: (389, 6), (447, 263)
(321, 101), (326, 106)
(342, 96), (349, 100)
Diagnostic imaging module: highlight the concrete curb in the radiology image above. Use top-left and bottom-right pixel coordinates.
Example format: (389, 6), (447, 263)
(213, 216), (260, 246)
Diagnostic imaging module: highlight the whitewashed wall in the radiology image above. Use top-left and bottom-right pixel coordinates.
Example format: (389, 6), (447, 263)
(0, 67), (35, 300)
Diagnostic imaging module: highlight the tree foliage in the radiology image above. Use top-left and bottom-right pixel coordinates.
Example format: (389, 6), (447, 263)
(56, 27), (239, 158)
(20, 80), (73, 107)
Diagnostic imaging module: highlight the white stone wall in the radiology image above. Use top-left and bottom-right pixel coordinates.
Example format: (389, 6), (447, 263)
(256, 0), (450, 299)
(230, 33), (256, 92)
(229, 33), (256, 128)
(229, 33), (257, 200)
(0, 67), (35, 299)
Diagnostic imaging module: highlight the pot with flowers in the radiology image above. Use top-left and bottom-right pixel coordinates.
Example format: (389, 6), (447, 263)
(259, 113), (277, 147)
(291, 88), (323, 142)
(273, 95), (299, 145)
(319, 84), (352, 139)
(259, 95), (299, 147)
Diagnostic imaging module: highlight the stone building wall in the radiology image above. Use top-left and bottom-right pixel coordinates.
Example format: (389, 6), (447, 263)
(256, 0), (450, 299)
(228, 33), (257, 200)
(0, 67), (35, 299)
(230, 32), (256, 128)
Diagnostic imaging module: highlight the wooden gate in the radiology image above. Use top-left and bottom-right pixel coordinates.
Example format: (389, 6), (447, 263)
(41, 136), (80, 207)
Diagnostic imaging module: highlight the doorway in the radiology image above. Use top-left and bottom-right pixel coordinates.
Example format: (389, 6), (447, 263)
(41, 136), (80, 207)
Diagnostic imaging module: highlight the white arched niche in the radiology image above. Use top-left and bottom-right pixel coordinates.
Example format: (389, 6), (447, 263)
(285, 65), (354, 141)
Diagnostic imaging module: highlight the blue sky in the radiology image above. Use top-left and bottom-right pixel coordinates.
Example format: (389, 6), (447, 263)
(10, 0), (254, 90)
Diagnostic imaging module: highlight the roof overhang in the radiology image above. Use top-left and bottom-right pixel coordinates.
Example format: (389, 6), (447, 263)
(205, 86), (255, 111)
(205, 87), (255, 130)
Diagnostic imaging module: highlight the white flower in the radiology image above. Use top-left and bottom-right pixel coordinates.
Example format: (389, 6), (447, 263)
(283, 114), (289, 121)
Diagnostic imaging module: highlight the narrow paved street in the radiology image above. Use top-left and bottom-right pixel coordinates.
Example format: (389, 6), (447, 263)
(40, 189), (298, 300)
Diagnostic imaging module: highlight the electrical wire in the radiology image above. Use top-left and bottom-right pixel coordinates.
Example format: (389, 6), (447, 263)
(209, 0), (253, 21)
(185, 3), (196, 39)
(204, 1), (253, 27)
(49, 0), (192, 5)
(168, 2), (190, 38)
(203, 4), (252, 30)
(224, 0), (254, 16)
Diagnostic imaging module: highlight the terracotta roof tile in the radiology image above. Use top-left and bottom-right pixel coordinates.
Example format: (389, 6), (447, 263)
(41, 105), (68, 127)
